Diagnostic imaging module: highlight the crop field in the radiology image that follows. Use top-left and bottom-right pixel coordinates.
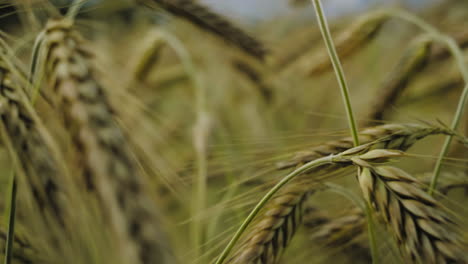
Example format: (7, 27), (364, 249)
(0, 0), (467, 263)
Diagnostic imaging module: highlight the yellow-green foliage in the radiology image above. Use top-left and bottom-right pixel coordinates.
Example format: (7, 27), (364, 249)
(0, 1), (467, 264)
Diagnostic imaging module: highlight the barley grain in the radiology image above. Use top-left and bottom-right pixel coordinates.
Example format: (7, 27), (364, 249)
(43, 19), (173, 264)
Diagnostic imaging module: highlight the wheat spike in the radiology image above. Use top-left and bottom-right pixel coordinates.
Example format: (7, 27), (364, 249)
(303, 206), (370, 263)
(0, 227), (38, 264)
(366, 37), (432, 124)
(0, 61), (71, 229)
(233, 60), (272, 102)
(276, 123), (450, 170)
(137, 0), (268, 60)
(430, 30), (468, 62)
(355, 164), (468, 263)
(226, 182), (313, 264)
(43, 19), (173, 264)
(227, 123), (447, 264)
(305, 11), (388, 76)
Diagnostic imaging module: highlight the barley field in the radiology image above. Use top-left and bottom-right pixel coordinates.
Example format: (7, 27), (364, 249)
(0, 0), (467, 263)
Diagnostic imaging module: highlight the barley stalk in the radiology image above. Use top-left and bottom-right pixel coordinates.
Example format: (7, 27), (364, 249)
(43, 19), (173, 264)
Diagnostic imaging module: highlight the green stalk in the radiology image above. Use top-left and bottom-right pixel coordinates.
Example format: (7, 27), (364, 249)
(66, 0), (89, 20)
(325, 183), (378, 263)
(311, 2), (372, 261)
(3, 176), (17, 264)
(311, 0), (360, 146)
(214, 155), (335, 264)
(365, 202), (378, 264)
(155, 31), (209, 259)
(384, 9), (468, 195)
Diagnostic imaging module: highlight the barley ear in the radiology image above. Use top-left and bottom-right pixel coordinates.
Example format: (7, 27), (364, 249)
(356, 164), (468, 263)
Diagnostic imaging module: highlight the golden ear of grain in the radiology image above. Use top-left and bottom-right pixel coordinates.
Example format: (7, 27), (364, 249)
(233, 60), (272, 102)
(43, 19), (173, 264)
(303, 206), (370, 263)
(356, 165), (468, 263)
(430, 30), (468, 62)
(0, 227), (38, 264)
(132, 30), (167, 82)
(137, 0), (268, 60)
(0, 62), (70, 230)
(366, 37), (432, 124)
(227, 184), (311, 264)
(276, 123), (448, 170)
(228, 123), (445, 264)
(305, 11), (389, 76)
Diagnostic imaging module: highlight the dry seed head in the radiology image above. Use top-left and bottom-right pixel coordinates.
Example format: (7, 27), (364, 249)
(357, 149), (404, 161)
(356, 165), (468, 263)
(227, 185), (311, 264)
(233, 60), (272, 102)
(430, 30), (468, 62)
(137, 0), (268, 60)
(0, 228), (38, 264)
(366, 37), (432, 124)
(0, 62), (70, 230)
(276, 123), (448, 170)
(304, 207), (370, 262)
(231, 123), (451, 263)
(43, 19), (173, 264)
(132, 30), (167, 82)
(306, 10), (389, 76)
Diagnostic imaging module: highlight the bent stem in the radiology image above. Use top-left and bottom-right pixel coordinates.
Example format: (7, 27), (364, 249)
(66, 0), (89, 20)
(311, 0), (360, 146)
(325, 182), (378, 264)
(384, 9), (468, 195)
(156, 30), (209, 259)
(214, 155), (335, 264)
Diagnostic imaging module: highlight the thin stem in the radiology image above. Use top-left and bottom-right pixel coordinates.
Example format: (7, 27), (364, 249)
(3, 176), (17, 264)
(324, 182), (378, 263)
(384, 9), (468, 195)
(155, 30), (209, 259)
(365, 202), (378, 264)
(66, 0), (88, 20)
(311, 0), (360, 146)
(214, 155), (335, 264)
